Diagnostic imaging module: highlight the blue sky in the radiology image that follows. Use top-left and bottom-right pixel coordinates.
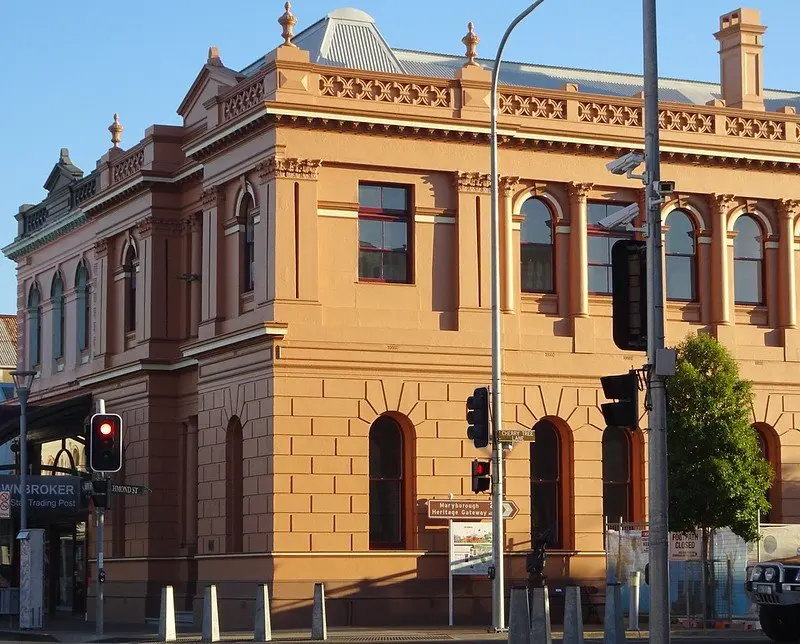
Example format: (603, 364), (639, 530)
(1, 0), (796, 316)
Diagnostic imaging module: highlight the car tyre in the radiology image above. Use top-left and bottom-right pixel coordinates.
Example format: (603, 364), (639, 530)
(760, 604), (800, 643)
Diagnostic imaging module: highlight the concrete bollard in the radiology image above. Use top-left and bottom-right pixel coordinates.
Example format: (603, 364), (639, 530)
(563, 585), (584, 644)
(312, 582), (327, 641)
(202, 584), (221, 643)
(158, 585), (177, 642)
(507, 586), (530, 644)
(254, 583), (273, 642)
(628, 571), (640, 631)
(530, 586), (552, 644)
(603, 583), (623, 644)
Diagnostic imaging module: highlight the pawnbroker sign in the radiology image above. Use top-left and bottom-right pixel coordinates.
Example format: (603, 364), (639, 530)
(0, 475), (85, 518)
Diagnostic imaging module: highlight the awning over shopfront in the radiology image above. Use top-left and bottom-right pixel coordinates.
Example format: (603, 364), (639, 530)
(0, 394), (93, 445)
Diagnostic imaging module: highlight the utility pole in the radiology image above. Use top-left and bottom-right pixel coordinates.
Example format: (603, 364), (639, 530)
(95, 398), (106, 637)
(489, 1), (548, 630)
(643, 0), (670, 641)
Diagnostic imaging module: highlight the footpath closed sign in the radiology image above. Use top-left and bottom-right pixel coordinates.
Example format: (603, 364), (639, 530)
(670, 531), (701, 561)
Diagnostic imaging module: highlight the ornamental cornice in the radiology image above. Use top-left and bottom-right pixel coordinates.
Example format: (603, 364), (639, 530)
(708, 193), (739, 215)
(256, 157), (322, 182)
(1, 210), (88, 262)
(454, 171), (491, 193)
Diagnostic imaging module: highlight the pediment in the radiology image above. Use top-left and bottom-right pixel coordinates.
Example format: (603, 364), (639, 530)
(43, 148), (83, 194)
(178, 51), (243, 127)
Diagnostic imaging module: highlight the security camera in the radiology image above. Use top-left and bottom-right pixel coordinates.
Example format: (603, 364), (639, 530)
(656, 180), (675, 196)
(597, 203), (640, 230)
(606, 152), (645, 176)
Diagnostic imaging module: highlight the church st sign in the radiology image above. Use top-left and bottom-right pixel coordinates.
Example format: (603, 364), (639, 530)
(0, 475), (85, 517)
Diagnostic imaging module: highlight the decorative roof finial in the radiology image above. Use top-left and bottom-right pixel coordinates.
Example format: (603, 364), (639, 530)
(462, 22), (480, 67)
(207, 45), (223, 66)
(109, 114), (123, 148)
(278, 2), (298, 48)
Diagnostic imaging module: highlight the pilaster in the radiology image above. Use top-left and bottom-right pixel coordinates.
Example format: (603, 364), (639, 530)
(199, 186), (225, 340)
(92, 238), (110, 369)
(500, 176), (519, 313)
(779, 200), (800, 360)
(708, 194), (737, 330)
(185, 214), (203, 338)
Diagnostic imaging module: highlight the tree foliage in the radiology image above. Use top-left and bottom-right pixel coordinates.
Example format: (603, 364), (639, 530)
(665, 332), (771, 543)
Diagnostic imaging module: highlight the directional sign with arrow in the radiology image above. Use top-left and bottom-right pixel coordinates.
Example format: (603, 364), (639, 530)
(501, 500), (519, 520)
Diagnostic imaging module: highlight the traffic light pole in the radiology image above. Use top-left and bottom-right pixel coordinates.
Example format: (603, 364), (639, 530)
(95, 398), (106, 637)
(643, 1), (670, 642)
(489, 2), (547, 631)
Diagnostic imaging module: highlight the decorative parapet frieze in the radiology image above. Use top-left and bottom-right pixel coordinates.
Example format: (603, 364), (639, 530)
(500, 94), (566, 119)
(222, 76), (266, 123)
(256, 157), (322, 182)
(454, 171), (491, 193)
(111, 147), (145, 185)
(93, 238), (109, 258)
(135, 216), (184, 238)
(659, 109), (714, 134)
(567, 182), (594, 201)
(319, 73), (453, 108)
(726, 116), (785, 140)
(579, 101), (641, 127)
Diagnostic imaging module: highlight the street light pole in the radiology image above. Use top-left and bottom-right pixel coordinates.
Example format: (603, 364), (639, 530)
(10, 371), (36, 532)
(489, 0), (547, 631)
(642, 0), (670, 642)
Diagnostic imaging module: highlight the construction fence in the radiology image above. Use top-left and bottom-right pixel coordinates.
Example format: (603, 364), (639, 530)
(605, 521), (800, 624)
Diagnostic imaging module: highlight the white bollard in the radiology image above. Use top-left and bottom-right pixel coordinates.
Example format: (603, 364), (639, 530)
(603, 583), (623, 644)
(530, 586), (552, 644)
(312, 582), (327, 641)
(563, 586), (585, 644)
(255, 583), (273, 642)
(628, 571), (640, 631)
(158, 585), (177, 642)
(507, 586), (530, 644)
(202, 584), (221, 643)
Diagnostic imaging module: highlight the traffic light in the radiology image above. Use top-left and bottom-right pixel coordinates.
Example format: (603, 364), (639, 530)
(89, 413), (123, 473)
(600, 370), (640, 430)
(466, 386), (490, 448)
(611, 239), (647, 351)
(471, 459), (491, 494)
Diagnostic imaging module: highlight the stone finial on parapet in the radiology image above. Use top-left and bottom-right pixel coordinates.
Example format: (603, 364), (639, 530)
(207, 45), (223, 67)
(279, 2), (298, 47)
(462, 22), (480, 67)
(108, 114), (123, 149)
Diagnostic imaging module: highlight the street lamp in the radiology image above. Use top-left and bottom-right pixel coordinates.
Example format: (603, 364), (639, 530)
(10, 370), (36, 533)
(488, 0), (547, 631)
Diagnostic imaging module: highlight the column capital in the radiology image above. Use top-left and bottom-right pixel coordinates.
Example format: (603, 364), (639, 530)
(93, 238), (109, 258)
(201, 185), (225, 209)
(136, 216), (184, 239)
(453, 171), (491, 193)
(778, 199), (800, 220)
(499, 176), (520, 197)
(567, 182), (593, 201)
(183, 212), (203, 234)
(256, 156), (322, 183)
(708, 193), (738, 215)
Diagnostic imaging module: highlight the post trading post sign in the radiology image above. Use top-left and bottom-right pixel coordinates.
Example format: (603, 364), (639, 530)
(0, 476), (84, 518)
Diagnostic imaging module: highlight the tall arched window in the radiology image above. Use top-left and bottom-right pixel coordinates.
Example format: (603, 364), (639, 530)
(733, 214), (764, 305)
(665, 210), (696, 301)
(521, 198), (554, 293)
(755, 424), (780, 523)
(123, 245), (138, 333)
(240, 192), (256, 293)
(530, 419), (564, 548)
(602, 426), (632, 524)
(51, 273), (65, 360)
(369, 415), (406, 549)
(28, 284), (42, 366)
(226, 416), (243, 552)
(75, 263), (91, 352)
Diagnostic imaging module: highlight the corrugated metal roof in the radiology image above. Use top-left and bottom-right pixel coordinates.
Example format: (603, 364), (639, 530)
(243, 7), (800, 111)
(0, 316), (17, 369)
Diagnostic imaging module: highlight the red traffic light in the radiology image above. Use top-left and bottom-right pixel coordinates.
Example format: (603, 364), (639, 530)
(99, 422), (114, 436)
(474, 462), (489, 476)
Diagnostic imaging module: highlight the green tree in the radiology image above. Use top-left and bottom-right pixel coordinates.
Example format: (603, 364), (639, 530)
(666, 332), (772, 543)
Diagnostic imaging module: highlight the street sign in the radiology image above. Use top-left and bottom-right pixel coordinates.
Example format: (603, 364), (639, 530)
(497, 428), (535, 443)
(501, 500), (519, 520)
(110, 483), (151, 496)
(427, 498), (519, 521)
(0, 491), (9, 519)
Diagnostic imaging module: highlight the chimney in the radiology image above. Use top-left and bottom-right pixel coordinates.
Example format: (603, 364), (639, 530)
(714, 8), (766, 111)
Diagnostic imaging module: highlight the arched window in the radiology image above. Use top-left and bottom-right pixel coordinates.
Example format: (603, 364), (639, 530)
(530, 419), (564, 548)
(28, 284), (42, 366)
(226, 416), (243, 552)
(75, 263), (91, 352)
(51, 273), (65, 360)
(521, 198), (554, 293)
(602, 426), (632, 524)
(733, 214), (764, 305)
(665, 210), (696, 301)
(240, 192), (256, 293)
(755, 424), (780, 523)
(123, 245), (138, 333)
(369, 415), (406, 549)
